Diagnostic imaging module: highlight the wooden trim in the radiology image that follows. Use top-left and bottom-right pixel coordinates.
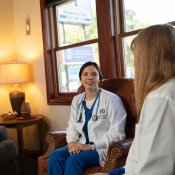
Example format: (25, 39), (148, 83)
(45, 0), (70, 8)
(40, 0), (118, 105)
(119, 29), (142, 37)
(56, 39), (98, 51)
(96, 0), (116, 79)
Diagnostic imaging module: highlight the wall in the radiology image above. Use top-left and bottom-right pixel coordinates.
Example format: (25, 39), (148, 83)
(0, 0), (16, 113)
(0, 0), (71, 150)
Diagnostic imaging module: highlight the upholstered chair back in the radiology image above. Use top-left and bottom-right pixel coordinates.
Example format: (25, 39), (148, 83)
(78, 78), (137, 139)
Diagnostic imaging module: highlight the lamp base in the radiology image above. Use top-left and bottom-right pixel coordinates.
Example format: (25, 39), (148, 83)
(9, 84), (25, 116)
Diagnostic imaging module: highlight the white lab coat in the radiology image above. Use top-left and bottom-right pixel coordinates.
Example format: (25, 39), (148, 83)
(66, 88), (127, 166)
(125, 78), (175, 175)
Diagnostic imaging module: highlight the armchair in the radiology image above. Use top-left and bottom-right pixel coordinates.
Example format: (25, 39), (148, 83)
(0, 126), (19, 175)
(38, 78), (136, 175)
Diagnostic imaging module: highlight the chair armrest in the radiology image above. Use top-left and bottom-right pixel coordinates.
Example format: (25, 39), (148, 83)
(41, 131), (67, 160)
(101, 138), (133, 172)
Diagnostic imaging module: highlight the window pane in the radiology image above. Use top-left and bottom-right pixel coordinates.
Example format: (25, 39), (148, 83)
(56, 43), (99, 92)
(123, 36), (135, 78)
(56, 0), (98, 46)
(124, 0), (175, 32)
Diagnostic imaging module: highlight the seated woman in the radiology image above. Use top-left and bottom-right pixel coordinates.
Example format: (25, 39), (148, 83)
(92, 24), (175, 175)
(48, 61), (127, 175)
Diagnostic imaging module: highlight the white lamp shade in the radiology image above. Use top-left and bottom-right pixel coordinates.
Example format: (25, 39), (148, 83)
(0, 63), (29, 84)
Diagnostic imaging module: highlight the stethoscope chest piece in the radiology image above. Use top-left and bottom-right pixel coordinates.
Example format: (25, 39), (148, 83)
(92, 115), (98, 121)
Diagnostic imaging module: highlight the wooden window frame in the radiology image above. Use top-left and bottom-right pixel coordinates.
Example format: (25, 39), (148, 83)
(115, 0), (175, 80)
(40, 0), (175, 105)
(40, 0), (121, 105)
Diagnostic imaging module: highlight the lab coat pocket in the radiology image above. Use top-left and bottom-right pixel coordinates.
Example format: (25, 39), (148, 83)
(98, 114), (107, 119)
(94, 114), (109, 129)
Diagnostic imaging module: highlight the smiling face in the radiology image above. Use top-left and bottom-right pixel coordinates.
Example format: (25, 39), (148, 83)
(80, 65), (100, 92)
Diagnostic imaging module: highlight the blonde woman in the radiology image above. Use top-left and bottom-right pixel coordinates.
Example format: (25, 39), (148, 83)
(92, 24), (175, 175)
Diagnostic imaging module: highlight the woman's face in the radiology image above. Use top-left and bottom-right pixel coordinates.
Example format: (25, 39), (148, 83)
(80, 65), (100, 91)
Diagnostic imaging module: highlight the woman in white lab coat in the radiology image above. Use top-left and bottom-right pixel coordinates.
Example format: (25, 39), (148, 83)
(92, 24), (175, 175)
(48, 61), (127, 175)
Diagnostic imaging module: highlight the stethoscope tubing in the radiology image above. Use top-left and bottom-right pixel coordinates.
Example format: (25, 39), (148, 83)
(76, 89), (101, 123)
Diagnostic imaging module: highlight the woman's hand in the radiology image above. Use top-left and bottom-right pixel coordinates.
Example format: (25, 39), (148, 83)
(67, 142), (81, 154)
(67, 142), (92, 154)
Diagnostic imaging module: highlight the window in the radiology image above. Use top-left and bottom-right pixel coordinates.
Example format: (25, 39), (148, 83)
(40, 0), (175, 105)
(40, 0), (117, 104)
(55, 0), (99, 92)
(117, 0), (175, 78)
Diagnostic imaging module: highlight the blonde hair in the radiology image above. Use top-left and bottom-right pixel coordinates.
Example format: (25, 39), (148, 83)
(131, 24), (175, 120)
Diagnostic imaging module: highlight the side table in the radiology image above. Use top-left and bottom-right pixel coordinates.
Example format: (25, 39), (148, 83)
(0, 115), (44, 173)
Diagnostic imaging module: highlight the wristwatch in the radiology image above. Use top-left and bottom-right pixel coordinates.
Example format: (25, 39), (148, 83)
(89, 142), (95, 150)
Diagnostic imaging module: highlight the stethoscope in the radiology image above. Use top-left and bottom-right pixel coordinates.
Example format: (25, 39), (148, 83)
(76, 89), (101, 123)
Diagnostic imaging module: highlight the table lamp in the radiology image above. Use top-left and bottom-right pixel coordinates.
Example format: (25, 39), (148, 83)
(0, 63), (30, 116)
